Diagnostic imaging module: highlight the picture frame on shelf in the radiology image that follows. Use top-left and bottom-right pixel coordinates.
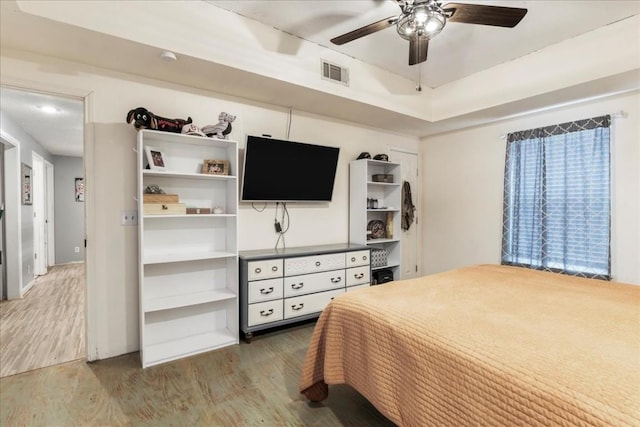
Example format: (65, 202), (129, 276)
(203, 159), (229, 175)
(145, 146), (167, 170)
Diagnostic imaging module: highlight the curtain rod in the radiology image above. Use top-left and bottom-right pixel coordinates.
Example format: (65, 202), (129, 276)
(499, 110), (627, 139)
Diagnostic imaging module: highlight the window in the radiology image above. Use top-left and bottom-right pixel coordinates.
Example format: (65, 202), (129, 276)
(501, 115), (611, 279)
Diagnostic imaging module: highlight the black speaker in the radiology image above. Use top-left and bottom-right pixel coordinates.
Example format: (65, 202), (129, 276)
(373, 269), (394, 285)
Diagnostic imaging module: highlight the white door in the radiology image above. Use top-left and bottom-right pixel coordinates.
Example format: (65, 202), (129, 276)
(389, 148), (419, 280)
(32, 152), (47, 276)
(45, 160), (55, 266)
(0, 146), (4, 298)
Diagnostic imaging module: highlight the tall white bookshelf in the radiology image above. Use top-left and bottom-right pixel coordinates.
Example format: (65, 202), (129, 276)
(349, 159), (402, 281)
(137, 129), (238, 368)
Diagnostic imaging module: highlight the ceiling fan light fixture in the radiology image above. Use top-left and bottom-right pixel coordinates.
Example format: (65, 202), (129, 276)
(397, 2), (446, 41)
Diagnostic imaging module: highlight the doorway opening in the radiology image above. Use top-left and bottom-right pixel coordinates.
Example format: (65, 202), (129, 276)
(0, 86), (86, 377)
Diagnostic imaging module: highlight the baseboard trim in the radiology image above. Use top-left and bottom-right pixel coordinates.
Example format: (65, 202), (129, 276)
(21, 279), (35, 297)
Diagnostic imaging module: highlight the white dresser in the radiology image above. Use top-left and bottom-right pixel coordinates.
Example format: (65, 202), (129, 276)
(239, 244), (371, 342)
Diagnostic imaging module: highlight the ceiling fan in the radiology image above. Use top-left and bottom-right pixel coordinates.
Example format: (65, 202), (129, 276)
(331, 0), (528, 66)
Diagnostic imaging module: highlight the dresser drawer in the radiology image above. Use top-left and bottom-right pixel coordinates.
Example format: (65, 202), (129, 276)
(284, 270), (345, 297)
(346, 250), (370, 268)
(346, 265), (371, 286)
(284, 288), (344, 319)
(247, 259), (283, 281)
(248, 300), (283, 327)
(247, 277), (284, 304)
(285, 253), (345, 276)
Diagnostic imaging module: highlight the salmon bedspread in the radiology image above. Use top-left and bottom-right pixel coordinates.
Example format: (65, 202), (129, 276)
(299, 264), (640, 426)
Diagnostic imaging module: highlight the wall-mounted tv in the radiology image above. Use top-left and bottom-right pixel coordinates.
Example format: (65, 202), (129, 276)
(241, 135), (340, 202)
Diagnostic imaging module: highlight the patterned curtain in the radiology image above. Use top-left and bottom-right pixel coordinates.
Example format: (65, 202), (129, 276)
(501, 115), (611, 280)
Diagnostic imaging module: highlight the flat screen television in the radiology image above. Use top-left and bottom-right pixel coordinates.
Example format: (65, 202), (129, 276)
(241, 135), (340, 202)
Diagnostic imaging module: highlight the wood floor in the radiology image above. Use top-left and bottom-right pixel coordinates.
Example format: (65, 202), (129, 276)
(0, 321), (395, 426)
(0, 263), (85, 378)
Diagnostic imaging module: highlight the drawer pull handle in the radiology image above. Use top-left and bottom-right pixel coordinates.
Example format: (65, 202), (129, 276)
(363, 256), (367, 261)
(291, 283), (304, 290)
(272, 266), (278, 272)
(315, 261), (321, 267)
(291, 303), (304, 311)
(260, 309), (274, 316)
(331, 277), (342, 284)
(162, 204), (168, 210)
(351, 256), (356, 262)
(255, 267), (262, 274)
(354, 273), (364, 279)
(260, 287), (274, 294)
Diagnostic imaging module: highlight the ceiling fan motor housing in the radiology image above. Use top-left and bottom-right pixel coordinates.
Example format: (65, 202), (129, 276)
(397, 0), (446, 41)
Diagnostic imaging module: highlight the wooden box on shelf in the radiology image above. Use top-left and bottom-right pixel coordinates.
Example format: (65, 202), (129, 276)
(143, 203), (186, 215)
(143, 194), (179, 203)
(186, 207), (212, 215)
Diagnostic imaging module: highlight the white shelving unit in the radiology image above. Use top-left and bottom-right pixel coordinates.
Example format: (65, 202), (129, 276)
(137, 129), (239, 368)
(349, 159), (402, 281)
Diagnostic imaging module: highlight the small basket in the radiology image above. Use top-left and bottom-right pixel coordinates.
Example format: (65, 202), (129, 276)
(372, 174), (393, 183)
(371, 248), (388, 268)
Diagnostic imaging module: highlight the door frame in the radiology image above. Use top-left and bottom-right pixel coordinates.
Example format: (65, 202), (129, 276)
(1, 80), (96, 361)
(45, 160), (55, 267)
(0, 145), (4, 297)
(389, 146), (421, 278)
(0, 130), (23, 299)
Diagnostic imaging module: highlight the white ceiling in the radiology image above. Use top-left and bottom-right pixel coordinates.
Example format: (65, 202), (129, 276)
(0, 0), (638, 156)
(0, 87), (83, 157)
(208, 0), (640, 87)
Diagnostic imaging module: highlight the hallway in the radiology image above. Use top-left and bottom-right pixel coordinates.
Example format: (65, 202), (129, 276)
(0, 263), (85, 377)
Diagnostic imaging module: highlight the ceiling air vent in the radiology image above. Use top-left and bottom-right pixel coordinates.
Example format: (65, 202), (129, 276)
(321, 60), (349, 86)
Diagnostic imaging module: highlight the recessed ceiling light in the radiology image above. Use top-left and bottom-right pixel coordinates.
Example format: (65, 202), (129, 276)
(38, 105), (61, 114)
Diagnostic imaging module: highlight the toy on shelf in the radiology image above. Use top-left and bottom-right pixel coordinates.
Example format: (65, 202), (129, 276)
(202, 112), (236, 139)
(127, 107), (192, 133)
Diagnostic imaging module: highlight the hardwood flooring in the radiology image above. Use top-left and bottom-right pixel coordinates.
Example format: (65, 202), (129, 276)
(0, 263), (85, 378)
(0, 322), (395, 426)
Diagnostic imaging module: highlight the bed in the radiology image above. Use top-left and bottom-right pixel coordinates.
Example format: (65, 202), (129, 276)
(299, 264), (640, 426)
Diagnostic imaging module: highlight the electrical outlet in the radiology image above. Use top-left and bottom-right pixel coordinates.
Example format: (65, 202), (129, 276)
(121, 210), (138, 226)
(74, 247), (80, 253)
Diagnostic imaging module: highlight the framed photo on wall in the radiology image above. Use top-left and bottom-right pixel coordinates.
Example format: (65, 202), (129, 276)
(145, 146), (167, 171)
(203, 159), (229, 175)
(75, 177), (85, 202)
(21, 163), (32, 205)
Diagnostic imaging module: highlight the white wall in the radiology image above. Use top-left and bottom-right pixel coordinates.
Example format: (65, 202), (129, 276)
(1, 51), (418, 359)
(53, 155), (84, 264)
(238, 110), (416, 250)
(421, 91), (640, 285)
(0, 110), (54, 294)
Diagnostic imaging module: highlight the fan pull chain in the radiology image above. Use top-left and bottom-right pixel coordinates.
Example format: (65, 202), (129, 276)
(416, 64), (422, 92)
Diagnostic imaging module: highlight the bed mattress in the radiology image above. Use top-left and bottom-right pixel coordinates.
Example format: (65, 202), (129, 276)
(300, 264), (640, 426)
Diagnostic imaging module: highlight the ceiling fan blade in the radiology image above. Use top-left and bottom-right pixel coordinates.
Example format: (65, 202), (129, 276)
(442, 3), (527, 28)
(331, 16), (397, 45)
(409, 37), (429, 66)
